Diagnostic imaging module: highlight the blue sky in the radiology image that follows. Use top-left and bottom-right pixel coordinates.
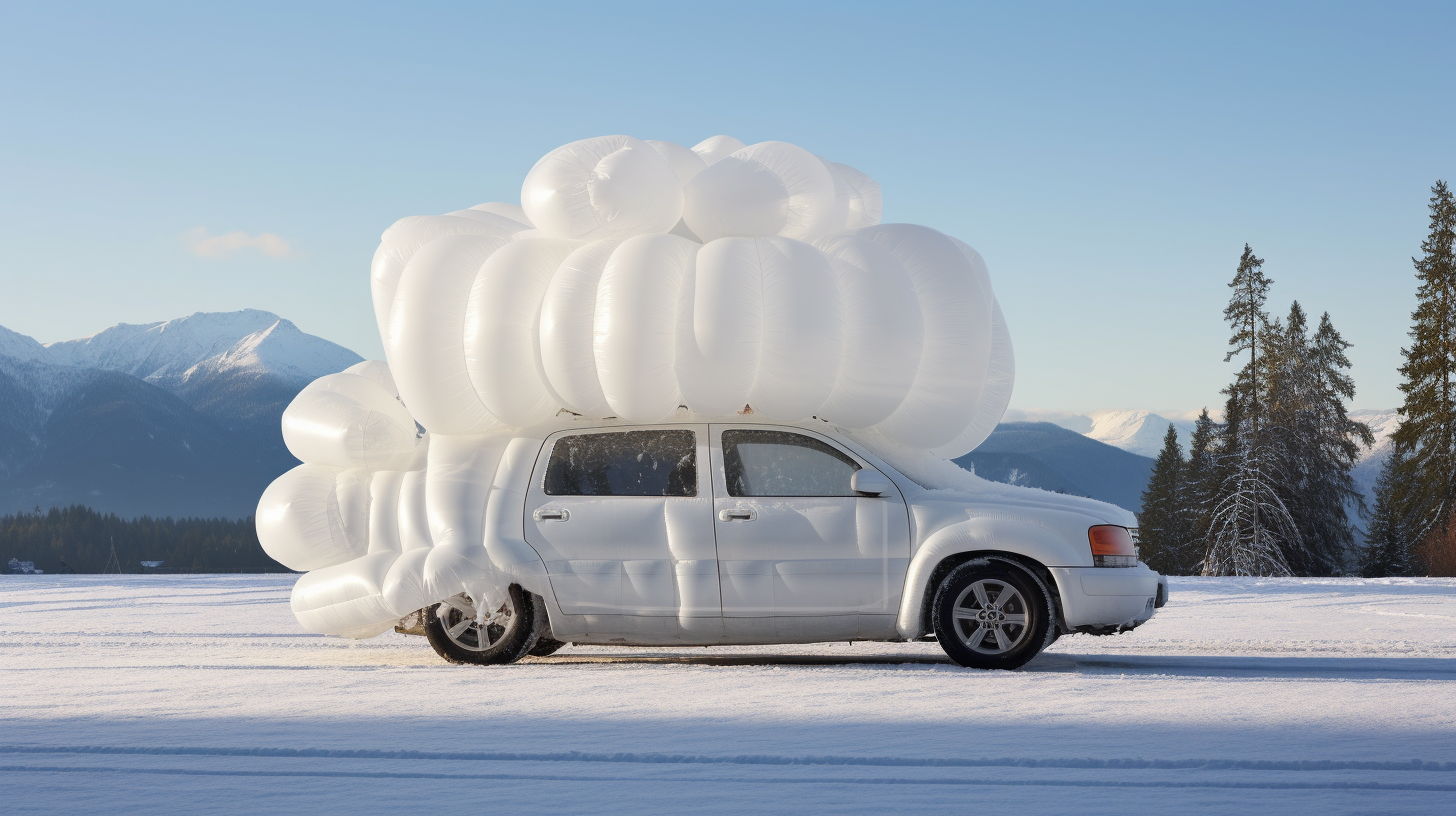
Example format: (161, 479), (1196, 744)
(1, 2), (1451, 412)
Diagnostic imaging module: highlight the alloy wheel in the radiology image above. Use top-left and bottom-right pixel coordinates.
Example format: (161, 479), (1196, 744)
(951, 578), (1030, 655)
(434, 593), (513, 652)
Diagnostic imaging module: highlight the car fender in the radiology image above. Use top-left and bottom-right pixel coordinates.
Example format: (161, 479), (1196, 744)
(896, 517), (1083, 638)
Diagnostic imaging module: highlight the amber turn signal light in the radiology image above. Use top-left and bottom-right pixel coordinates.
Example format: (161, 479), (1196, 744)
(1088, 525), (1138, 567)
(1088, 525), (1136, 555)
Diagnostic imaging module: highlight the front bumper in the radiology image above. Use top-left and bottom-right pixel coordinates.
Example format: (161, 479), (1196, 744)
(1048, 564), (1163, 634)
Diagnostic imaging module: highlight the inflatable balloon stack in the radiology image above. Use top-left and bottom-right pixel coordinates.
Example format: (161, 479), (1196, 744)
(257, 135), (1014, 637)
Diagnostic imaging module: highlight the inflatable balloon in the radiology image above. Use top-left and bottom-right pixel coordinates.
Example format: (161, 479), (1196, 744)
(259, 134), (1016, 639)
(521, 135), (683, 241)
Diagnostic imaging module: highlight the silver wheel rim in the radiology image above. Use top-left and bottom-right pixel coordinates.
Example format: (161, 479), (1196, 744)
(952, 579), (1031, 655)
(435, 593), (513, 652)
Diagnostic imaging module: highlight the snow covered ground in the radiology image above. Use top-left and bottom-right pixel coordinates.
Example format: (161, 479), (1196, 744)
(2, 576), (1454, 815)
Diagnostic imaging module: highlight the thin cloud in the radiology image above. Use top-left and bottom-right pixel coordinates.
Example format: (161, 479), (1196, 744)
(183, 227), (293, 259)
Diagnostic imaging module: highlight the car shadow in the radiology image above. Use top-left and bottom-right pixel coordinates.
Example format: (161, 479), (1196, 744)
(523, 653), (955, 667)
(524, 650), (1456, 680)
(1026, 652), (1456, 680)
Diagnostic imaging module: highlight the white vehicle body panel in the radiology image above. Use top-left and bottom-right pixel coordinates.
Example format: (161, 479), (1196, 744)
(524, 425), (722, 642)
(708, 424), (910, 642)
(499, 415), (1163, 646)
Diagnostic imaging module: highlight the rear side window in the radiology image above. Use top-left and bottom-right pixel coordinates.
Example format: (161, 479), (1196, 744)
(544, 430), (697, 497)
(722, 429), (860, 497)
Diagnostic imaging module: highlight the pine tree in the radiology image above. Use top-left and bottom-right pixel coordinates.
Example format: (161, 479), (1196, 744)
(1305, 311), (1373, 570)
(1204, 245), (1298, 576)
(1384, 181), (1456, 573)
(1362, 447), (1413, 577)
(1223, 245), (1272, 438)
(1183, 408), (1220, 572)
(1261, 304), (1372, 574)
(1204, 449), (1298, 576)
(1264, 304), (1315, 570)
(1139, 424), (1192, 574)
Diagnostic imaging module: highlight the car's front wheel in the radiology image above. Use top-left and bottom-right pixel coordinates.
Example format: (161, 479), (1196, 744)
(424, 585), (541, 665)
(933, 559), (1054, 670)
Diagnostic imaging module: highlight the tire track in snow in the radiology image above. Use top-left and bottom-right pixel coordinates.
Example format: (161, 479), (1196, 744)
(4, 763), (1455, 792)
(4, 745), (1453, 773)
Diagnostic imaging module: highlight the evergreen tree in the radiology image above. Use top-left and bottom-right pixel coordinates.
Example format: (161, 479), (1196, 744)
(1362, 447), (1414, 577)
(1305, 311), (1373, 570)
(1263, 304), (1315, 570)
(0, 506), (284, 574)
(1183, 408), (1220, 571)
(1384, 180), (1456, 573)
(1204, 245), (1298, 576)
(1204, 452), (1298, 576)
(1262, 304), (1372, 574)
(1139, 424), (1193, 574)
(1222, 245), (1273, 438)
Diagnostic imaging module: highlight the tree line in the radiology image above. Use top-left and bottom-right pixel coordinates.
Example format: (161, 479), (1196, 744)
(0, 505), (287, 574)
(1139, 182), (1456, 577)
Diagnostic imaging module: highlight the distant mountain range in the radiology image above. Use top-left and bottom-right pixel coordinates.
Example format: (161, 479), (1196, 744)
(0, 310), (1156, 518)
(1347, 409), (1401, 526)
(4, 311), (1392, 520)
(1004, 408), (1203, 458)
(956, 422), (1155, 512)
(1005, 406), (1402, 521)
(0, 311), (360, 518)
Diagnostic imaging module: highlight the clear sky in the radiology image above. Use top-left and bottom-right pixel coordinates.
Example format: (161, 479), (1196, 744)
(2, 2), (1452, 413)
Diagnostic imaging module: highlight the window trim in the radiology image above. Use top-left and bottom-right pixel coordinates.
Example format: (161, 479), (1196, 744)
(718, 427), (865, 499)
(540, 427), (701, 498)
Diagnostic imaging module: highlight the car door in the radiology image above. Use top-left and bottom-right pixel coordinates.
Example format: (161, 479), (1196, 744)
(708, 425), (911, 638)
(525, 426), (720, 633)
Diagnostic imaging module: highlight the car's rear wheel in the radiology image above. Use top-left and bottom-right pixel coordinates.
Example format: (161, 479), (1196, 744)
(933, 559), (1054, 670)
(424, 584), (541, 665)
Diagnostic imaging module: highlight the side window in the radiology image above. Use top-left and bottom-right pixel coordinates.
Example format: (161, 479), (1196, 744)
(721, 429), (861, 497)
(544, 430), (697, 497)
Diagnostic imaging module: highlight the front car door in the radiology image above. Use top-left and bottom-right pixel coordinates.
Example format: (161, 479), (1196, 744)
(708, 425), (911, 642)
(524, 425), (720, 642)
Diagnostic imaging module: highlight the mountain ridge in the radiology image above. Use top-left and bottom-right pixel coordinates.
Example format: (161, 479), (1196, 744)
(0, 311), (362, 517)
(956, 422), (1156, 511)
(1010, 406), (1401, 523)
(40, 309), (359, 386)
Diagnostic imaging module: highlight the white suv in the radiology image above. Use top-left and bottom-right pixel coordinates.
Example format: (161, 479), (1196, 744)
(400, 418), (1167, 671)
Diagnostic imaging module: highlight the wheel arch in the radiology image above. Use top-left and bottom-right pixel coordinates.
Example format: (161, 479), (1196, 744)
(896, 518), (1078, 639)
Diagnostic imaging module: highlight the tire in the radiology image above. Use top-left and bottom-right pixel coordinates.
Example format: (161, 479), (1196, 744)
(424, 584), (541, 666)
(932, 559), (1054, 670)
(528, 636), (566, 657)
(527, 595), (566, 656)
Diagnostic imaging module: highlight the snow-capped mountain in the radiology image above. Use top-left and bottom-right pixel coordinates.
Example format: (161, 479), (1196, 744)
(1349, 409), (1401, 508)
(0, 324), (46, 364)
(955, 422), (1155, 512)
(1007, 406), (1401, 522)
(41, 310), (359, 387)
(0, 312), (362, 518)
(1084, 410), (1198, 458)
(1005, 408), (1198, 458)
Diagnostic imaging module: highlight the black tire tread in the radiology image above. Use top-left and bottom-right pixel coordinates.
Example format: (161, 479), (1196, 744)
(423, 584), (542, 666)
(932, 558), (1054, 670)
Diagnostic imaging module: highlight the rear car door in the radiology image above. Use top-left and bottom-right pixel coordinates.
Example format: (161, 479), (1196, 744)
(708, 425), (910, 636)
(525, 426), (719, 625)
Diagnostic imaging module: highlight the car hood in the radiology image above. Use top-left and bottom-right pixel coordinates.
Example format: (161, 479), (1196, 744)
(839, 430), (1137, 556)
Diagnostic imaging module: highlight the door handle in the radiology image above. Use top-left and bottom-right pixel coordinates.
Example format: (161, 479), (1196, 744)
(534, 508), (570, 522)
(719, 508), (756, 522)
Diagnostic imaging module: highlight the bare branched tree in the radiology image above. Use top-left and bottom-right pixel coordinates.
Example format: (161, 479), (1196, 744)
(1203, 444), (1297, 576)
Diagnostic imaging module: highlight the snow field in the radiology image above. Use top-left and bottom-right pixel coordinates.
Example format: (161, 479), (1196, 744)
(2, 576), (1454, 814)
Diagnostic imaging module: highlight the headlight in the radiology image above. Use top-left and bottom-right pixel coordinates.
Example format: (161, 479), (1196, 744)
(1088, 525), (1139, 568)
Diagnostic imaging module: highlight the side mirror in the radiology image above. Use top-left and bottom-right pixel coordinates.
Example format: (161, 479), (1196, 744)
(850, 469), (892, 496)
